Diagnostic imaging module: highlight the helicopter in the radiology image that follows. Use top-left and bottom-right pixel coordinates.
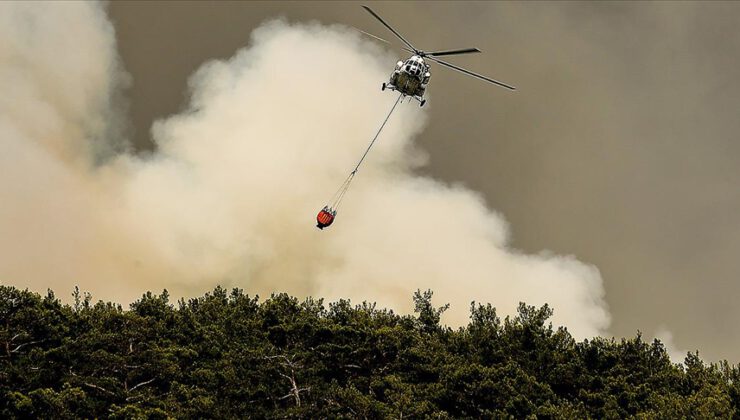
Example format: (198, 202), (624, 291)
(361, 5), (515, 107)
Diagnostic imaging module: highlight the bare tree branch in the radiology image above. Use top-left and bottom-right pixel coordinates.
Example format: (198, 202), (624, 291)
(82, 381), (116, 396)
(129, 377), (156, 392)
(10, 339), (45, 353)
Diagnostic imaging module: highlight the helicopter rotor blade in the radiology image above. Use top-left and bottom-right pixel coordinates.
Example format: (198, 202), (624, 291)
(426, 56), (516, 90)
(353, 27), (391, 44)
(361, 5), (418, 53)
(426, 48), (481, 57)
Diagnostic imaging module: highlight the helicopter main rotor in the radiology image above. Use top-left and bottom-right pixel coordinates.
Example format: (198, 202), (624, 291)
(361, 5), (515, 91)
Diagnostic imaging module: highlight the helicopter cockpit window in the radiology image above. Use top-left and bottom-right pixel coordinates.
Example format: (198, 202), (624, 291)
(409, 63), (420, 76)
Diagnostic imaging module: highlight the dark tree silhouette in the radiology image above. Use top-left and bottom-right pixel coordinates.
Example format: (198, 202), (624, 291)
(1, 285), (736, 418)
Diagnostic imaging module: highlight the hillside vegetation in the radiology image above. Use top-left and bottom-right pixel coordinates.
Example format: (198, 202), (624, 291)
(1, 285), (738, 418)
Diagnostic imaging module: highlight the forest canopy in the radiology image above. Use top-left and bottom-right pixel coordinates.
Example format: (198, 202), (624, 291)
(1, 285), (738, 418)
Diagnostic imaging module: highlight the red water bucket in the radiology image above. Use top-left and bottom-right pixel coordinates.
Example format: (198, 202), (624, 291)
(316, 209), (336, 230)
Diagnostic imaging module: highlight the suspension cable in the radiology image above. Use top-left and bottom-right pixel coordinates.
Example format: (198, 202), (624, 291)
(352, 93), (403, 175)
(325, 94), (403, 211)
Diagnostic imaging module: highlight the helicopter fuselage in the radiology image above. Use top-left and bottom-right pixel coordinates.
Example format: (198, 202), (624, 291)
(383, 55), (431, 106)
(363, 4), (515, 104)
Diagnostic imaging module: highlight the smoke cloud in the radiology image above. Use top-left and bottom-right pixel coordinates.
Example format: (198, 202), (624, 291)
(655, 327), (689, 364)
(0, 3), (609, 338)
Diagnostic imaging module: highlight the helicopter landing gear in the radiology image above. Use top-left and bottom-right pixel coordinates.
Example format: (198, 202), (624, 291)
(381, 82), (386, 91)
(419, 99), (426, 107)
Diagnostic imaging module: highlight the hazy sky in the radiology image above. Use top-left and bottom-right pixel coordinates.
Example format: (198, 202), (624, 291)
(103, 2), (740, 361)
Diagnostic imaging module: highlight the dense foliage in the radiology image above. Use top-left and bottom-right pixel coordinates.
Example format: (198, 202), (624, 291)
(1, 285), (739, 419)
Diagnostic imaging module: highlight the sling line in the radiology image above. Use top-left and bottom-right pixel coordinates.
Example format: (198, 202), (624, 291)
(327, 93), (403, 211)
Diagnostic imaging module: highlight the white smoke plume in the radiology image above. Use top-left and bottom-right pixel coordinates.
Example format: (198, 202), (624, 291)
(0, 3), (610, 338)
(655, 327), (689, 364)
